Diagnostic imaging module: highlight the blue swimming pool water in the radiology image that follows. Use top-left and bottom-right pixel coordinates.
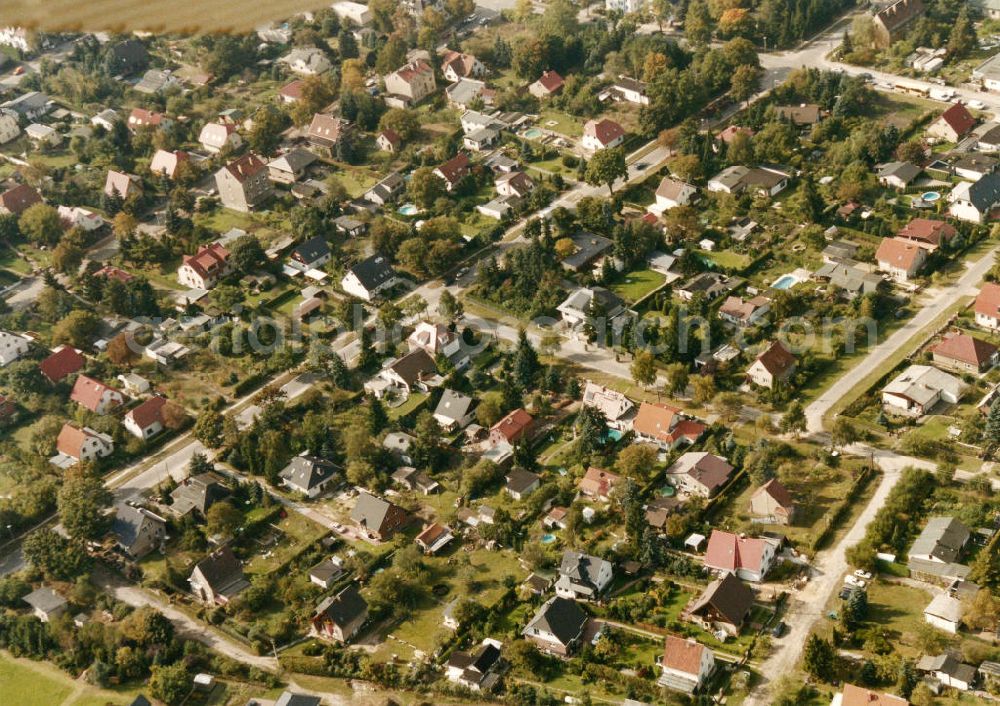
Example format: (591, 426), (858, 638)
(541, 533), (557, 544)
(524, 128), (543, 139)
(772, 274), (797, 290)
(398, 203), (419, 216)
(921, 191), (941, 202)
(605, 429), (624, 442)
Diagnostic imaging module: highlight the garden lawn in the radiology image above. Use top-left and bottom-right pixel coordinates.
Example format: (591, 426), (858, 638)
(538, 109), (584, 138)
(864, 581), (935, 658)
(700, 249), (752, 272)
(387, 392), (428, 420)
(243, 509), (328, 575)
(0, 651), (145, 706)
(610, 268), (665, 303)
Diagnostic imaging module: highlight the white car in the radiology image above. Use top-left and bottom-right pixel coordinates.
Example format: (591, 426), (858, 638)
(969, 99), (986, 110)
(854, 569), (873, 580)
(844, 575), (867, 588)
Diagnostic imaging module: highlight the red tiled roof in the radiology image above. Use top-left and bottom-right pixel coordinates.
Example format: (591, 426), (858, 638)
(128, 107), (166, 126)
(183, 242), (230, 280)
(662, 635), (706, 676)
(718, 125), (753, 143)
(753, 341), (796, 378)
(935, 102), (975, 137)
(441, 51), (479, 78)
(94, 265), (135, 283)
(491, 407), (534, 443)
(840, 684), (909, 706)
(378, 129), (401, 147)
(56, 423), (90, 459)
(127, 396), (167, 430)
(579, 467), (621, 498)
(929, 331), (998, 367)
(897, 218), (957, 248)
(39, 346), (84, 383)
(633, 402), (681, 441)
(876, 237), (925, 271)
(223, 153), (266, 182)
(704, 530), (770, 574)
(752, 478), (795, 511)
(584, 118), (624, 146)
(976, 282), (1000, 320)
(415, 522), (450, 546)
(435, 153), (471, 184)
(0, 184), (41, 215)
(70, 375), (120, 413)
(393, 59), (433, 83)
(535, 70), (564, 93)
(279, 79), (304, 100)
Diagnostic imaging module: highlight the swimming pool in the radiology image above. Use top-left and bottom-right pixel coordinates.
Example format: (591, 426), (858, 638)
(541, 533), (557, 544)
(397, 203), (419, 216)
(524, 128), (544, 139)
(772, 274), (798, 290)
(605, 429), (624, 442)
(921, 191), (941, 202)
(659, 485), (676, 497)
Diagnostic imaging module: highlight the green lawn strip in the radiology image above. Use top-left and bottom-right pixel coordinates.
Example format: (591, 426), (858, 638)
(609, 268), (666, 303)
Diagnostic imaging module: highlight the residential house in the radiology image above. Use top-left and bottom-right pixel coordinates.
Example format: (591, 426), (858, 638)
(363, 348), (439, 400)
(908, 516), (971, 582)
(578, 467), (622, 503)
(127, 108), (171, 131)
(104, 170), (142, 200)
(703, 530), (777, 582)
(149, 149), (189, 179)
(557, 286), (627, 334)
(274, 693), (321, 706)
(0, 184), (41, 216)
(134, 69), (179, 94)
(376, 129), (401, 153)
(490, 408), (534, 447)
(446, 78), (493, 110)
(882, 364), (969, 416)
(581, 381), (635, 432)
(309, 558), (344, 589)
(23, 587), (68, 623)
(433, 389), (476, 431)
(288, 235), (331, 273)
(581, 118), (625, 152)
(948, 171), (1000, 223)
(1, 91), (50, 121)
(0, 330), (31, 367)
(384, 59), (436, 107)
(650, 177), (697, 213)
(445, 639), (503, 691)
(832, 684), (909, 706)
(632, 402), (706, 450)
(775, 103), (822, 126)
(39, 345), (85, 384)
(708, 165), (788, 197)
(924, 593), (964, 633)
(528, 70), (564, 98)
(686, 573), (754, 636)
(55, 423), (114, 464)
(282, 47), (332, 75)
(307, 114), (350, 156)
(415, 522), (455, 555)
(391, 466), (440, 495)
(505, 468), (541, 500)
(522, 596), (588, 656)
(719, 295), (770, 327)
(747, 340), (797, 390)
(877, 161), (922, 189)
(659, 636), (715, 694)
(916, 653), (977, 691)
(350, 492), (410, 541)
(278, 79), (304, 104)
(872, 0), (926, 47)
(897, 218), (957, 251)
(749, 479), (797, 525)
(59, 205), (103, 232)
(310, 584), (368, 642)
(280, 452), (339, 498)
(604, 75), (649, 105)
(666, 452), (734, 498)
(170, 472), (231, 518)
(364, 173), (405, 205)
(123, 396), (167, 440)
(555, 550), (613, 600)
(950, 152), (997, 180)
(25, 123), (60, 147)
(334, 215), (366, 237)
(331, 0), (373, 24)
(559, 231), (614, 273)
(812, 261), (885, 298)
(215, 153), (272, 212)
(112, 504), (166, 559)
(117, 373), (150, 396)
(441, 50), (486, 82)
(464, 124), (501, 152)
(383, 431), (416, 465)
(495, 170), (534, 199)
(0, 113), (20, 144)
(929, 331), (998, 374)
(71, 375), (125, 415)
(108, 39), (149, 74)
(177, 243), (232, 289)
(408, 321), (469, 369)
(975, 282), (1000, 329)
(189, 547), (249, 605)
(433, 153), (471, 191)
(198, 122), (241, 154)
(876, 236), (929, 282)
(974, 53), (1000, 92)
(927, 102), (976, 142)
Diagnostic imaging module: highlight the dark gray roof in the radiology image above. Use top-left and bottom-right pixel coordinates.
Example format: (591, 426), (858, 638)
(525, 596), (587, 645)
(561, 231), (613, 271)
(910, 516), (970, 564)
(291, 235), (330, 266)
(312, 583), (368, 627)
(309, 558), (344, 584)
(348, 254), (396, 291)
(192, 546), (247, 595)
(506, 468), (540, 494)
(688, 573), (754, 626)
(434, 389), (475, 422)
(280, 453), (338, 491)
(446, 641), (502, 683)
(271, 147), (317, 173)
(967, 171), (1000, 211)
(129, 697), (152, 706)
(559, 550), (611, 590)
(387, 348), (438, 386)
(274, 692), (322, 706)
(112, 504), (165, 551)
(878, 161), (921, 183)
(171, 472), (230, 515)
(23, 586), (67, 614)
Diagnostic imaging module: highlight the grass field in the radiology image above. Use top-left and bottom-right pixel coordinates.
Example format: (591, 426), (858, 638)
(610, 268), (665, 303)
(0, 651), (142, 706)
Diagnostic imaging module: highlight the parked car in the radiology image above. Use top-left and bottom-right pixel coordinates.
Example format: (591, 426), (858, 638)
(844, 575), (867, 589)
(969, 99), (986, 110)
(854, 569), (873, 580)
(771, 621), (786, 637)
